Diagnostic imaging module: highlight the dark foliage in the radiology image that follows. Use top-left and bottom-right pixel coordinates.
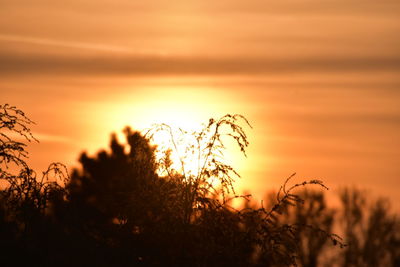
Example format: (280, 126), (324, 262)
(2, 104), (398, 267)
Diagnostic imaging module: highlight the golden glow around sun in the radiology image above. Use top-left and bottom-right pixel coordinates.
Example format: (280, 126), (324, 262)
(106, 87), (222, 134)
(84, 85), (250, 193)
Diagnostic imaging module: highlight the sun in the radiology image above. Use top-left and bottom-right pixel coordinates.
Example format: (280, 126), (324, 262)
(89, 86), (250, 193)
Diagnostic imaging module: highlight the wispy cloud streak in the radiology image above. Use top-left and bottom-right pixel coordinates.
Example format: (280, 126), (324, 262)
(0, 34), (130, 53)
(1, 51), (399, 76)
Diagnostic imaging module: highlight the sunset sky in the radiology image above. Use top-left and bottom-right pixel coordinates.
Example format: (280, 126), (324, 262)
(1, 0), (399, 210)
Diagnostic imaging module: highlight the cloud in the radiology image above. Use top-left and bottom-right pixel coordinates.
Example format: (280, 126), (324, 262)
(0, 34), (130, 53)
(1, 50), (399, 77)
(33, 132), (75, 144)
(4, 131), (73, 144)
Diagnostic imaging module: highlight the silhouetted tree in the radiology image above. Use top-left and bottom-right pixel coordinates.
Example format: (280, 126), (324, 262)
(337, 188), (400, 267)
(65, 128), (186, 265)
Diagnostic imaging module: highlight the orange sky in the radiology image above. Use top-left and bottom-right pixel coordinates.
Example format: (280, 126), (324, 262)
(1, 0), (400, 210)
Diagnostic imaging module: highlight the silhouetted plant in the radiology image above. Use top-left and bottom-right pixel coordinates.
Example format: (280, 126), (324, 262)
(265, 189), (337, 267)
(0, 103), (37, 173)
(0, 104), (69, 223)
(145, 114), (252, 224)
(233, 174), (344, 267)
(0, 104), (70, 266)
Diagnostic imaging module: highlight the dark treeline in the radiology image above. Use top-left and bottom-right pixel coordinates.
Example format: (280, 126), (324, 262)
(0, 104), (399, 267)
